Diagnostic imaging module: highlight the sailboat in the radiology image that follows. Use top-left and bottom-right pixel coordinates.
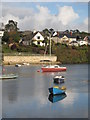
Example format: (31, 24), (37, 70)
(41, 65), (66, 72)
(0, 67), (18, 80)
(41, 34), (67, 72)
(0, 74), (18, 79)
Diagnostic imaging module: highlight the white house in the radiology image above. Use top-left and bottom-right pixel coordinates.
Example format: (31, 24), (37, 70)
(77, 40), (88, 46)
(0, 31), (4, 37)
(59, 33), (76, 45)
(0, 31), (4, 45)
(32, 32), (45, 46)
(69, 41), (78, 47)
(84, 36), (90, 45)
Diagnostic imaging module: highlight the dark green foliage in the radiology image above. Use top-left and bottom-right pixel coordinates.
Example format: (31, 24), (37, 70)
(52, 44), (89, 64)
(2, 31), (20, 43)
(2, 20), (20, 43)
(2, 32), (9, 43)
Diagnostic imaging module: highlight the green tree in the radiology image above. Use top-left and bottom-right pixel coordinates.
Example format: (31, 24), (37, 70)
(9, 31), (20, 43)
(5, 20), (19, 32)
(2, 20), (20, 43)
(2, 32), (9, 43)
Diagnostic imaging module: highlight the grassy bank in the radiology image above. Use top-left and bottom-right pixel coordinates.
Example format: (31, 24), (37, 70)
(53, 44), (89, 64)
(2, 44), (90, 64)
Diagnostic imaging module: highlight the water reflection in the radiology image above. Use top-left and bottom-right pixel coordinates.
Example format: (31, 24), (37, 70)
(3, 79), (18, 103)
(48, 93), (67, 103)
(2, 64), (88, 118)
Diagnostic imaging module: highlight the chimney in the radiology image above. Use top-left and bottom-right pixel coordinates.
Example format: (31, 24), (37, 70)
(33, 29), (36, 34)
(70, 31), (72, 36)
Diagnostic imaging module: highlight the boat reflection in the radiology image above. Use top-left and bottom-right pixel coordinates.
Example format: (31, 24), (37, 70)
(48, 93), (67, 103)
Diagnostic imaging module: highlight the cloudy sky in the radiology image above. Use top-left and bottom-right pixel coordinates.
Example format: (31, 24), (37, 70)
(0, 1), (89, 32)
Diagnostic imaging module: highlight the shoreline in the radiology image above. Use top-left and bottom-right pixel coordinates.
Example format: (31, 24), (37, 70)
(3, 61), (61, 65)
(1, 55), (89, 66)
(1, 62), (88, 66)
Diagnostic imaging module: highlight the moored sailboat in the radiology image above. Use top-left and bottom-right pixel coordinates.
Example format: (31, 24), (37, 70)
(41, 65), (66, 72)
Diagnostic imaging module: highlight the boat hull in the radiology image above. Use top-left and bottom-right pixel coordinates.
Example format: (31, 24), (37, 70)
(49, 87), (65, 95)
(54, 78), (64, 84)
(0, 74), (18, 79)
(48, 93), (67, 103)
(41, 67), (66, 72)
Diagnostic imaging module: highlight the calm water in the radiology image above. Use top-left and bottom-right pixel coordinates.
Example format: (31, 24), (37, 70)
(2, 64), (88, 118)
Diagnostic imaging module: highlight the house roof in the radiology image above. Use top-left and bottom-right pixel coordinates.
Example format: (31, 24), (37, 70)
(22, 31), (45, 41)
(87, 36), (90, 40)
(59, 33), (76, 38)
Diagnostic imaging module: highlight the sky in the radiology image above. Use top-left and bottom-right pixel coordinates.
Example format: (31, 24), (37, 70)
(0, 1), (89, 32)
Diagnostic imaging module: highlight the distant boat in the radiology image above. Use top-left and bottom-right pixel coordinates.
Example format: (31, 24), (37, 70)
(48, 93), (67, 103)
(15, 64), (21, 67)
(41, 65), (66, 72)
(22, 63), (30, 66)
(53, 75), (65, 84)
(48, 86), (66, 95)
(0, 74), (18, 80)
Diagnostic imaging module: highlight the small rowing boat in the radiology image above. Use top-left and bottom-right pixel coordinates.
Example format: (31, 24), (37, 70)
(48, 86), (66, 95)
(15, 64), (21, 67)
(0, 74), (18, 80)
(53, 75), (65, 84)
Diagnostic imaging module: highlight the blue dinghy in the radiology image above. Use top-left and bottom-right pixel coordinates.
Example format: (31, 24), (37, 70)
(48, 93), (67, 103)
(48, 86), (66, 95)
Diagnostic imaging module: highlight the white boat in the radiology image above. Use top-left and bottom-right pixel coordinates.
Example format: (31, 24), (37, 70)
(41, 65), (67, 72)
(22, 63), (30, 66)
(15, 64), (21, 67)
(0, 74), (18, 79)
(53, 75), (65, 84)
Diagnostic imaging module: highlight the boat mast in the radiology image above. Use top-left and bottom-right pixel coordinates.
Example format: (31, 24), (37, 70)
(49, 34), (51, 56)
(49, 28), (54, 57)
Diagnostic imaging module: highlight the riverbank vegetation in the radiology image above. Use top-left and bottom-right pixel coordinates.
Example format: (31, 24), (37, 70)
(52, 43), (89, 64)
(2, 43), (89, 64)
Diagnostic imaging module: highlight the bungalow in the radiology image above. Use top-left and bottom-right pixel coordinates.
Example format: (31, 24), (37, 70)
(20, 31), (33, 45)
(0, 31), (4, 46)
(52, 33), (76, 45)
(84, 36), (90, 45)
(59, 34), (76, 45)
(77, 40), (88, 46)
(32, 31), (45, 46)
(21, 31), (46, 46)
(69, 41), (78, 47)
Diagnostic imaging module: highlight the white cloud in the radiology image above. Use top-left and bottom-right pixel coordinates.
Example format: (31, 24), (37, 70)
(2, 6), (34, 19)
(1, 4), (88, 32)
(84, 18), (88, 25)
(0, 14), (20, 25)
(58, 6), (79, 25)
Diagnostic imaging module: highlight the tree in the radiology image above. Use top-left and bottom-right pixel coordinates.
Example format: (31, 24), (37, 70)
(2, 32), (9, 43)
(75, 29), (80, 33)
(43, 28), (49, 46)
(9, 31), (20, 43)
(49, 28), (55, 37)
(5, 20), (19, 32)
(2, 20), (20, 43)
(43, 28), (49, 36)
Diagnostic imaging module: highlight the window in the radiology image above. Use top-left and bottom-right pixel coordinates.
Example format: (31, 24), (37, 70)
(37, 36), (40, 39)
(38, 41), (40, 45)
(55, 65), (58, 68)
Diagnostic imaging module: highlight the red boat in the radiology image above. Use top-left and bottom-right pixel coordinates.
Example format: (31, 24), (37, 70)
(41, 65), (66, 72)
